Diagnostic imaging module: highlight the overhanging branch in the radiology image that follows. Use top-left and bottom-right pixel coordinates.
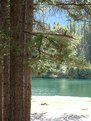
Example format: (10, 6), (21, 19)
(24, 31), (74, 39)
(49, 3), (91, 6)
(34, 3), (91, 6)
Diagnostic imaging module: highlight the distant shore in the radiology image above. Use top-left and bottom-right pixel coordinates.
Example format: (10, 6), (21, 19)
(31, 96), (91, 121)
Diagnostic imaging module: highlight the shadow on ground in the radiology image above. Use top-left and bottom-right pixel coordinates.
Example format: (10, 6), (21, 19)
(31, 113), (87, 121)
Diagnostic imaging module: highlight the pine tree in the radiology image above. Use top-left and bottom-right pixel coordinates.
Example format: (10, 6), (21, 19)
(23, 0), (33, 121)
(9, 0), (24, 120)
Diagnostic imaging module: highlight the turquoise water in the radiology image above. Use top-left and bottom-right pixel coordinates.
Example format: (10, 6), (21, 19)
(32, 78), (91, 97)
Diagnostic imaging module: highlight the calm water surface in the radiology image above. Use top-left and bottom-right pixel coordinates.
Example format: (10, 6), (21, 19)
(32, 78), (91, 97)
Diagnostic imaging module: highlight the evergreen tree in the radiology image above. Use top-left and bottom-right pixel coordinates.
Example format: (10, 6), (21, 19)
(0, 0), (91, 121)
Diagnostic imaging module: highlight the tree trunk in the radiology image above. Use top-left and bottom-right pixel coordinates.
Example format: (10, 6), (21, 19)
(3, 56), (10, 121)
(0, 0), (9, 120)
(0, 64), (3, 121)
(9, 0), (24, 120)
(0, 1), (3, 120)
(0, 4), (3, 120)
(0, 0), (10, 121)
(23, 0), (33, 121)
(23, 69), (32, 121)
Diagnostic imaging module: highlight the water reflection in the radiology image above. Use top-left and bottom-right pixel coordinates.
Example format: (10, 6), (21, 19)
(32, 78), (91, 97)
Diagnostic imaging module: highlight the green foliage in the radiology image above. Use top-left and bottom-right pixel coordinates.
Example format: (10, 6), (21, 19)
(67, 67), (91, 79)
(29, 32), (84, 74)
(0, 0), (91, 80)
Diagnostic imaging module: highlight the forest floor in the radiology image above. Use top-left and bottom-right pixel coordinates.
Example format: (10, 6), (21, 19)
(31, 96), (91, 121)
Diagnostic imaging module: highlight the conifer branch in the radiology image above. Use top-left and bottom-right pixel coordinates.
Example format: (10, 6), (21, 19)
(34, 3), (91, 6)
(24, 31), (74, 39)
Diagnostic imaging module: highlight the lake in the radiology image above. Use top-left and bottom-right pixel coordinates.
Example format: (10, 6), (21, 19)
(32, 78), (91, 97)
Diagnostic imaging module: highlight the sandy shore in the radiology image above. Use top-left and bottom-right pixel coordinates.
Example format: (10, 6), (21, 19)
(31, 96), (91, 121)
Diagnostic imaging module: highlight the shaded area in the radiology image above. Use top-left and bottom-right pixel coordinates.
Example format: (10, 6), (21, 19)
(31, 113), (87, 121)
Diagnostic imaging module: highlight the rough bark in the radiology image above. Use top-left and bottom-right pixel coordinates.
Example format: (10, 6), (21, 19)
(0, 0), (10, 121)
(0, 65), (3, 121)
(3, 56), (10, 121)
(23, 69), (32, 121)
(9, 0), (24, 121)
(23, 0), (33, 121)
(0, 9), (3, 121)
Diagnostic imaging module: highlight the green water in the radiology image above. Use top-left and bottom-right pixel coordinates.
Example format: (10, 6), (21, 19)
(32, 78), (91, 97)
